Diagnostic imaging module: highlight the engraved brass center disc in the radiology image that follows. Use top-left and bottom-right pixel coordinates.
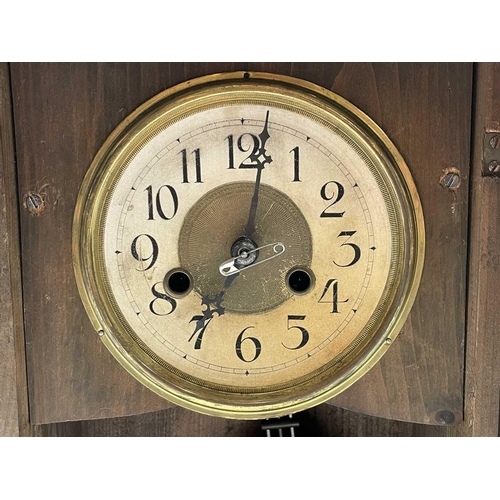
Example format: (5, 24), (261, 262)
(178, 182), (312, 314)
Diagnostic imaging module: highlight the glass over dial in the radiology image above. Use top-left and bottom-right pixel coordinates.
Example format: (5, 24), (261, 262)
(74, 73), (424, 418)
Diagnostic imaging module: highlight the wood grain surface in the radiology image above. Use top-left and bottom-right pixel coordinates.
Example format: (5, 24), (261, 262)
(327, 63), (472, 424)
(0, 63), (20, 436)
(0, 63), (33, 436)
(459, 62), (500, 436)
(10, 63), (472, 425)
(34, 404), (450, 437)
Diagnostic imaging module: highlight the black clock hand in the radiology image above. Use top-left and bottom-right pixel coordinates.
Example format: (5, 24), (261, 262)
(189, 111), (273, 349)
(244, 110), (273, 238)
(188, 274), (237, 349)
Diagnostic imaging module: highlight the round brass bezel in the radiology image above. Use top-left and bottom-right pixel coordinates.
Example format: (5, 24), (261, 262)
(72, 71), (425, 419)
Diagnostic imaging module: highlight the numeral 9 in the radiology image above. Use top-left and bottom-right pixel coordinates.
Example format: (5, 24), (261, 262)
(131, 234), (158, 271)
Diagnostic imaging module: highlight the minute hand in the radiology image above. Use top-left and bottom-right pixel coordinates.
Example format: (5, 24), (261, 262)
(244, 110), (273, 238)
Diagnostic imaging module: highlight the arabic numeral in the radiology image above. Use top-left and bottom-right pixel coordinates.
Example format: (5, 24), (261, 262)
(320, 181), (345, 218)
(149, 282), (177, 316)
(180, 148), (203, 183)
(318, 279), (348, 313)
(226, 133), (260, 169)
(130, 234), (158, 271)
(226, 134), (235, 169)
(282, 315), (309, 350)
(188, 316), (212, 350)
(290, 146), (300, 182)
(145, 184), (178, 221)
(334, 231), (361, 267)
(235, 326), (261, 362)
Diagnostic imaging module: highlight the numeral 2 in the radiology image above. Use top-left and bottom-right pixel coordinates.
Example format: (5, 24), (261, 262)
(320, 181), (345, 218)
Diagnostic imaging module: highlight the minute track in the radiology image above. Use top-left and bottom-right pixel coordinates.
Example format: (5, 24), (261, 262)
(112, 109), (379, 376)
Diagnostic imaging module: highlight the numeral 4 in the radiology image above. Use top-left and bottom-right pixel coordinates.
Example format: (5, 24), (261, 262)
(318, 279), (348, 313)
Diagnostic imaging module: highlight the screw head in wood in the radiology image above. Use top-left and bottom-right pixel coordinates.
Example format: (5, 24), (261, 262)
(439, 168), (461, 191)
(23, 192), (45, 215)
(435, 410), (455, 425)
(489, 135), (500, 149)
(488, 160), (500, 173)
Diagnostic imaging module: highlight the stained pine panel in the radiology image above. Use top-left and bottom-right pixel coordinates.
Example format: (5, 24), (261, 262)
(11, 63), (472, 424)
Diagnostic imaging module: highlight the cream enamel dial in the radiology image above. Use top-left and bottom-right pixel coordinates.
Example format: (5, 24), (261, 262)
(73, 72), (425, 418)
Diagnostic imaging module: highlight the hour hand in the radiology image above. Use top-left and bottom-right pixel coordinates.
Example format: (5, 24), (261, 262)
(219, 242), (285, 276)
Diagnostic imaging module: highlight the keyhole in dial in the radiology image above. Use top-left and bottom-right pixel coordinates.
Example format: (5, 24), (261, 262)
(286, 268), (315, 295)
(164, 268), (193, 297)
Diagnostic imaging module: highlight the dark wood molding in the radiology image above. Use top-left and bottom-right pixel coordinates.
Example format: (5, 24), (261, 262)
(0, 62), (31, 436)
(459, 62), (500, 436)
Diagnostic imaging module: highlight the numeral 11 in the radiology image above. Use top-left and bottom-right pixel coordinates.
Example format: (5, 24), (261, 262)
(180, 148), (203, 183)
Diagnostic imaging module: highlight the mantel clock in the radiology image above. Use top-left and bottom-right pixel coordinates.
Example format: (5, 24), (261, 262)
(73, 72), (425, 419)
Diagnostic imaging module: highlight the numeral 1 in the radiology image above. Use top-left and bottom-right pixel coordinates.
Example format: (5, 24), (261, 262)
(180, 148), (203, 183)
(290, 146), (300, 182)
(226, 135), (235, 169)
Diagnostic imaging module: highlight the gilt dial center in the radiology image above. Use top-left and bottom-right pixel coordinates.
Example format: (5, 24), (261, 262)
(178, 182), (313, 314)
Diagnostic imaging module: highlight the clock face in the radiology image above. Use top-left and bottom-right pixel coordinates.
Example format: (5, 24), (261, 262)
(73, 73), (425, 418)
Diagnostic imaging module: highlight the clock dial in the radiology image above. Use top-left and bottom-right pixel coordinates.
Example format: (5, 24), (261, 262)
(74, 73), (424, 418)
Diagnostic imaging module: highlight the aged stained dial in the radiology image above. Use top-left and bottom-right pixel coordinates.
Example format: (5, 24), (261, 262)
(73, 72), (425, 418)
